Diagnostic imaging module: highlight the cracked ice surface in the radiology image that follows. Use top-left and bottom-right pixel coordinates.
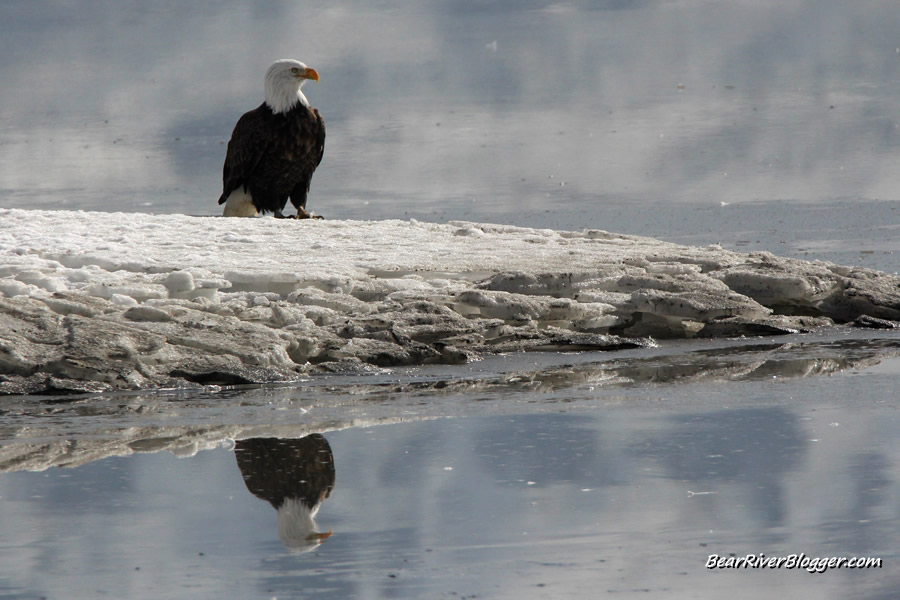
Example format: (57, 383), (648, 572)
(1, 208), (898, 394)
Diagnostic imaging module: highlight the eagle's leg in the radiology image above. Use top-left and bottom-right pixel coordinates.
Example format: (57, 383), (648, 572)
(294, 206), (324, 220)
(273, 209), (294, 219)
(290, 184), (323, 219)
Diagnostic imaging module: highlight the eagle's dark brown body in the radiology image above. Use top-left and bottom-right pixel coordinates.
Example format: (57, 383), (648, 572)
(218, 101), (325, 218)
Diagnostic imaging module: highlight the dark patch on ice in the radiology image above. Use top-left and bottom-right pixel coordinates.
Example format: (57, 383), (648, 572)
(169, 369), (259, 386)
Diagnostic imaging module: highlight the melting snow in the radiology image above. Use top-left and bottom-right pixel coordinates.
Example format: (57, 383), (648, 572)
(1, 208), (898, 394)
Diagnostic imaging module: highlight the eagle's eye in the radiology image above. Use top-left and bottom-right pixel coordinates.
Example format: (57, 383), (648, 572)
(290, 67), (300, 74)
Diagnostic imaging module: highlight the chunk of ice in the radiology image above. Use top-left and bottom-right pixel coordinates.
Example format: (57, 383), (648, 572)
(0, 208), (898, 394)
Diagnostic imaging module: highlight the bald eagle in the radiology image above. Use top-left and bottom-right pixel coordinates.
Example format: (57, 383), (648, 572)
(219, 59), (326, 219)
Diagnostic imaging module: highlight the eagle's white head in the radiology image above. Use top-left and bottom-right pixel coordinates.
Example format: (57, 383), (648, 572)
(264, 59), (320, 114)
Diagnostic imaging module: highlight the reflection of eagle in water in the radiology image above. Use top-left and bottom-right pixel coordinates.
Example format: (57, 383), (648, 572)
(218, 59), (326, 219)
(234, 434), (335, 551)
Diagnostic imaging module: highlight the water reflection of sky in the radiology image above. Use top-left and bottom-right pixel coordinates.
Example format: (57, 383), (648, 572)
(2, 371), (898, 598)
(2, 0), (900, 225)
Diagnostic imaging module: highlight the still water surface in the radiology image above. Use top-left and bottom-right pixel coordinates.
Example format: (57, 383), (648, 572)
(2, 333), (899, 599)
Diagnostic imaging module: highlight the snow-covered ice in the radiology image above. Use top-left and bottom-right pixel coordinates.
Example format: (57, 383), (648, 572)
(1, 208), (898, 394)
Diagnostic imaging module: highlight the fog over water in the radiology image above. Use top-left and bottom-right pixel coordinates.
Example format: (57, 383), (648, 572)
(3, 1), (900, 227)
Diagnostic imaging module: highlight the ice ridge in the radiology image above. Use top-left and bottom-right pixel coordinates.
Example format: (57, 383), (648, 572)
(0, 209), (898, 394)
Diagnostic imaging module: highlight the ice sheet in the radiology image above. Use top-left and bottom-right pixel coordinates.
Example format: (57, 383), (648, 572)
(1, 208), (898, 394)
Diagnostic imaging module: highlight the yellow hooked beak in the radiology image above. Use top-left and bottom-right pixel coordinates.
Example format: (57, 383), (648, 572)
(301, 67), (319, 82)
